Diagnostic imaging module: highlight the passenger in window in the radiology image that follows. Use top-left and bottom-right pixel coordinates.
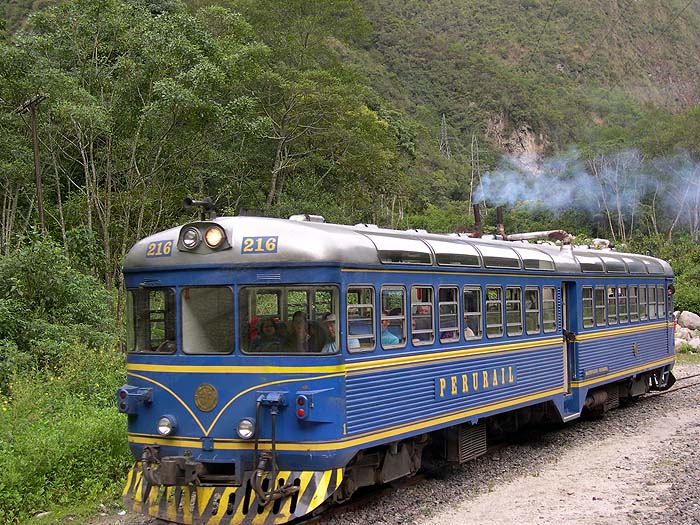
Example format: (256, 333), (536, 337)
(251, 318), (281, 352)
(381, 313), (400, 346)
(321, 313), (345, 353)
(285, 311), (310, 352)
(413, 305), (432, 342)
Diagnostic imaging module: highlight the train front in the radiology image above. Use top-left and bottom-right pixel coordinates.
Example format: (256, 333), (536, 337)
(117, 216), (352, 525)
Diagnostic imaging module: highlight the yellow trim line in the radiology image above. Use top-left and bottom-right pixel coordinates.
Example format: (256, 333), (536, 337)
(571, 356), (674, 388)
(127, 385), (564, 452)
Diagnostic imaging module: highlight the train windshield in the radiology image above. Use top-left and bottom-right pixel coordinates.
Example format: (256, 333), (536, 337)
(126, 288), (177, 353)
(239, 285), (339, 354)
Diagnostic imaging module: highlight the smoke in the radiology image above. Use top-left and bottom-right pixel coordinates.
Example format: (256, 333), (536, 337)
(473, 148), (700, 236)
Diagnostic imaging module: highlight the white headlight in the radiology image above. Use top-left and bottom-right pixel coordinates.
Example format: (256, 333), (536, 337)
(157, 415), (177, 436)
(204, 226), (225, 248)
(182, 227), (201, 249)
(236, 418), (256, 439)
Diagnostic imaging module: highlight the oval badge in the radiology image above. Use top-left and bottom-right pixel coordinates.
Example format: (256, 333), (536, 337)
(194, 384), (218, 412)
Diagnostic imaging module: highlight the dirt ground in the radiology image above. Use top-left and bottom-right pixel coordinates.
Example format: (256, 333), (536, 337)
(419, 361), (700, 525)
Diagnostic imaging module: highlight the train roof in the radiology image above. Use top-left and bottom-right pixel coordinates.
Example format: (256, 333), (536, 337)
(123, 215), (673, 277)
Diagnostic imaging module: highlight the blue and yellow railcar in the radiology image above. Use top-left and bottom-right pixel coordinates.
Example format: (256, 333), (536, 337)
(118, 213), (675, 525)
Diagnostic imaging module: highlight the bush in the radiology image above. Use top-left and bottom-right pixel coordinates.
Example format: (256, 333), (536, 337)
(0, 343), (129, 523)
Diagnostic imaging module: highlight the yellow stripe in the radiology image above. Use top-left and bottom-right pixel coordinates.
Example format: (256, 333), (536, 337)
(126, 372), (344, 436)
(346, 337), (561, 374)
(571, 356), (675, 388)
(308, 470), (333, 510)
(127, 386), (563, 452)
(576, 321), (671, 341)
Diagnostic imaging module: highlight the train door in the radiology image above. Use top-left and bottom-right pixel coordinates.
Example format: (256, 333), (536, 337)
(561, 282), (577, 393)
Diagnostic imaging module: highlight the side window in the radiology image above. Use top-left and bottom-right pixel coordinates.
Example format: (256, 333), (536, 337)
(505, 286), (522, 336)
(542, 286), (557, 333)
(618, 286), (628, 323)
(648, 285), (657, 319)
(525, 287), (541, 334)
(381, 287), (406, 349)
(347, 287), (376, 352)
(486, 286), (503, 338)
(658, 285), (666, 318)
(582, 286), (594, 328)
(594, 287), (606, 326)
(438, 286), (460, 343)
(639, 285), (648, 320)
(182, 287), (234, 354)
(463, 286), (483, 340)
(629, 286), (639, 322)
(607, 286), (617, 324)
(127, 287), (176, 353)
(239, 286), (338, 354)
(411, 286), (434, 345)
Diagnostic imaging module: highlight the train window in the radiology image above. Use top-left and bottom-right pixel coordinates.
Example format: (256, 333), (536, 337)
(126, 288), (176, 353)
(576, 254), (604, 272)
(513, 247), (555, 271)
(594, 287), (606, 326)
(542, 286), (557, 333)
(648, 285), (657, 319)
(239, 286), (339, 354)
(486, 287), (504, 338)
(381, 287), (407, 349)
(629, 286), (639, 322)
(639, 285), (648, 320)
(347, 287), (375, 352)
(429, 240), (481, 267)
(479, 246), (521, 269)
(411, 286), (434, 345)
(618, 287), (628, 323)
(525, 287), (541, 334)
(607, 287), (617, 324)
(505, 287), (523, 336)
(181, 287), (234, 354)
(582, 287), (594, 328)
(438, 287), (460, 343)
(602, 256), (626, 273)
(463, 287), (483, 340)
(643, 260), (664, 274)
(658, 285), (666, 318)
(622, 257), (647, 274)
(365, 234), (432, 265)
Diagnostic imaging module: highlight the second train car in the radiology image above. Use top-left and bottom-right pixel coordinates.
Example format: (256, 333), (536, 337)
(118, 211), (675, 525)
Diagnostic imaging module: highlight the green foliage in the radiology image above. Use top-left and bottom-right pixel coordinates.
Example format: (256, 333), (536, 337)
(0, 344), (129, 524)
(0, 237), (114, 392)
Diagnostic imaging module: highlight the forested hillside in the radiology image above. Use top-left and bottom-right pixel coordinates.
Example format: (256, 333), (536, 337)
(0, 2), (700, 521)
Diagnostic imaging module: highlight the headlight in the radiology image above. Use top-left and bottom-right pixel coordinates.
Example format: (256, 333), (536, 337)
(236, 418), (256, 439)
(204, 226), (225, 248)
(157, 415), (177, 436)
(182, 227), (201, 249)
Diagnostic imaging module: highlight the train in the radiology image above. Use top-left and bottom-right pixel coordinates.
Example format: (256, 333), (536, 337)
(118, 203), (675, 525)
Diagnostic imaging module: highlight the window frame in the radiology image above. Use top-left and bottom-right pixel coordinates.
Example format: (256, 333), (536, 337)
(438, 286), (460, 344)
(542, 286), (557, 333)
(485, 286), (504, 338)
(525, 286), (541, 335)
(582, 286), (594, 328)
(594, 286), (606, 326)
(410, 285), (435, 346)
(505, 286), (523, 337)
(463, 286), (483, 341)
(347, 285), (377, 353)
(381, 285), (407, 350)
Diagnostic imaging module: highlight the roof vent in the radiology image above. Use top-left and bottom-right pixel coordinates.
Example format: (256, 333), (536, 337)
(355, 223), (379, 229)
(289, 214), (325, 223)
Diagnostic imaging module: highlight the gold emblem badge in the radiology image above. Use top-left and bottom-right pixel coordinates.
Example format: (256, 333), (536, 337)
(194, 384), (218, 412)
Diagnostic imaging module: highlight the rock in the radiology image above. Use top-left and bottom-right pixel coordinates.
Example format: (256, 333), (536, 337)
(688, 337), (700, 350)
(675, 338), (687, 351)
(676, 327), (692, 341)
(678, 311), (700, 330)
